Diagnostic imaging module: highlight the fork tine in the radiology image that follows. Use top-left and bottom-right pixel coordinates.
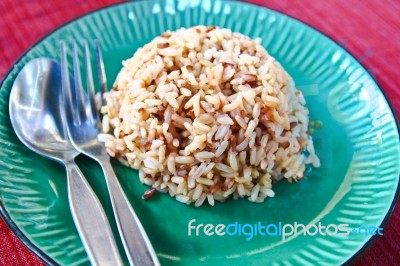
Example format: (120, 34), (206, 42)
(84, 41), (99, 126)
(72, 41), (87, 124)
(61, 41), (77, 125)
(94, 40), (108, 105)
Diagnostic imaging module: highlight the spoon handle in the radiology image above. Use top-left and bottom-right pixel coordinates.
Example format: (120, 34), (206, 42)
(65, 161), (123, 266)
(98, 156), (160, 266)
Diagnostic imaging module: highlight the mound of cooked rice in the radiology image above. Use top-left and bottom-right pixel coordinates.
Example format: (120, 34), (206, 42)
(99, 26), (320, 206)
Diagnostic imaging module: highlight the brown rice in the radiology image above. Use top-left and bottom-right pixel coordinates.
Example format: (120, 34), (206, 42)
(99, 26), (320, 206)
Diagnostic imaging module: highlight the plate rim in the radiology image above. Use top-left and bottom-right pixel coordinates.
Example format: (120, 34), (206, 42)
(0, 1), (399, 265)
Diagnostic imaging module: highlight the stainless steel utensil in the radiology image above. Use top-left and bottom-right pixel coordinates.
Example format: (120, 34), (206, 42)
(61, 41), (160, 266)
(9, 58), (123, 266)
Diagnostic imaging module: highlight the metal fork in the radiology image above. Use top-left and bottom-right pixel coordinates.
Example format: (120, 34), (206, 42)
(61, 40), (160, 266)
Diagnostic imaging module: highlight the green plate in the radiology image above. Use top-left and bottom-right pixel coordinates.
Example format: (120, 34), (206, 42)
(0, 1), (399, 265)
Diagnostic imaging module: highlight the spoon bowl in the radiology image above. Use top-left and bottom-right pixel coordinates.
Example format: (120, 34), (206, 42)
(9, 58), (76, 162)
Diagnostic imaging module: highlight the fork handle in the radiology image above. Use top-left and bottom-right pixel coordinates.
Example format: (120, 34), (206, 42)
(65, 161), (123, 266)
(98, 157), (160, 266)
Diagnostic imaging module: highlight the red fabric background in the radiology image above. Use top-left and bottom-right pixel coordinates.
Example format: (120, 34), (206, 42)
(0, 0), (399, 265)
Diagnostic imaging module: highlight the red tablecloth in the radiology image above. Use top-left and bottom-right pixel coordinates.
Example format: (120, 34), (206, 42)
(0, 0), (399, 265)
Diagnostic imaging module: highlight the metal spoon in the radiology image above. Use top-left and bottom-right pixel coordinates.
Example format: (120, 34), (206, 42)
(9, 58), (123, 266)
